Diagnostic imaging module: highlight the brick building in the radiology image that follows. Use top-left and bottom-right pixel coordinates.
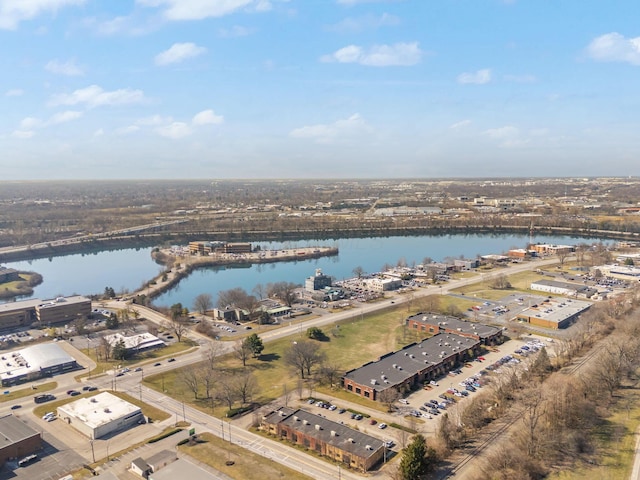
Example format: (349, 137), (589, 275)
(405, 313), (503, 345)
(0, 414), (42, 466)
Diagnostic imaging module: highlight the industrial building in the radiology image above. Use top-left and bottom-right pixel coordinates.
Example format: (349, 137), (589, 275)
(261, 407), (384, 472)
(58, 392), (144, 439)
(530, 279), (597, 298)
(148, 458), (218, 480)
(0, 342), (80, 386)
(405, 313), (503, 345)
(514, 298), (592, 329)
(343, 333), (481, 401)
(0, 295), (91, 330)
(366, 277), (402, 292)
(0, 414), (42, 466)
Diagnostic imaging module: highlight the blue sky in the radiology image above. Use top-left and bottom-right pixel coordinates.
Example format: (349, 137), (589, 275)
(1, 0), (639, 180)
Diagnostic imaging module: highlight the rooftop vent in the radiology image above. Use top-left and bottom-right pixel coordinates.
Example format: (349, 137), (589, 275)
(347, 438), (354, 443)
(294, 416), (300, 422)
(315, 424), (322, 431)
(303, 419), (310, 425)
(365, 445), (373, 450)
(331, 430), (337, 437)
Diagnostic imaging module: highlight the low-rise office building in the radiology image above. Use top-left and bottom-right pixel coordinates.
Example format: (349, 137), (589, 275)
(58, 392), (144, 439)
(405, 313), (503, 345)
(261, 407), (384, 472)
(0, 295), (91, 330)
(366, 277), (402, 292)
(343, 333), (481, 401)
(530, 279), (596, 298)
(104, 332), (165, 355)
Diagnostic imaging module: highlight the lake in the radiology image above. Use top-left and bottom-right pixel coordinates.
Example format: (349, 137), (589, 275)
(3, 233), (609, 309)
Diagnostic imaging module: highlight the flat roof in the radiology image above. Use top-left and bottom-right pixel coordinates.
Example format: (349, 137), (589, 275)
(264, 407), (383, 460)
(344, 333), (480, 392)
(104, 332), (165, 351)
(0, 414), (39, 449)
(0, 298), (41, 314)
(520, 298), (592, 324)
(531, 279), (587, 292)
(0, 342), (77, 381)
(407, 313), (501, 339)
(37, 295), (90, 309)
(149, 458), (218, 480)
(58, 392), (141, 429)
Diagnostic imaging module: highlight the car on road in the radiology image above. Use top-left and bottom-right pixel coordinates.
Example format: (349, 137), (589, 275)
(154, 362), (161, 366)
(10, 404), (21, 410)
(168, 358), (176, 362)
(134, 367), (143, 372)
(69, 390), (80, 396)
(34, 394), (55, 404)
(378, 423), (387, 429)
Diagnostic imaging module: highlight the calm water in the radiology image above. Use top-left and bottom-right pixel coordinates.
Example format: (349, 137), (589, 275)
(3, 234), (609, 309)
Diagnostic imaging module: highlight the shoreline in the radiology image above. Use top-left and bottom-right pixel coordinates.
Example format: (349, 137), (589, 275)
(140, 246), (339, 301)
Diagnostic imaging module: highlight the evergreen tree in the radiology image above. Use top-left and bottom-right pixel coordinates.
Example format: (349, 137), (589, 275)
(112, 339), (128, 360)
(244, 333), (264, 358)
(106, 313), (119, 329)
(399, 434), (428, 480)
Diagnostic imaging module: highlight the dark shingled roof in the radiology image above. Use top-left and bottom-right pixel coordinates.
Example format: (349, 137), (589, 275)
(263, 407), (383, 459)
(0, 414), (39, 449)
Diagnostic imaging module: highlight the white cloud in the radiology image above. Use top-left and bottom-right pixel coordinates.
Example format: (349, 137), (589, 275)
(20, 117), (42, 129)
(156, 121), (192, 139)
(192, 109), (224, 125)
(155, 42), (207, 66)
(321, 42), (421, 66)
(457, 68), (492, 84)
(49, 110), (83, 124)
(5, 89), (24, 97)
(328, 12), (400, 33)
(0, 0), (85, 30)
(116, 125), (141, 135)
(450, 119), (471, 129)
(93, 128), (104, 137)
(586, 32), (640, 66)
(45, 59), (84, 76)
(11, 130), (35, 139)
(485, 125), (518, 139)
(290, 113), (370, 143)
(137, 0), (267, 20)
(136, 115), (173, 126)
(48, 85), (145, 108)
(218, 25), (252, 37)
(503, 74), (536, 83)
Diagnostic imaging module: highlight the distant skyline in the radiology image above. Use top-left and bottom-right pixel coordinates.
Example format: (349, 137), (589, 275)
(1, 0), (639, 180)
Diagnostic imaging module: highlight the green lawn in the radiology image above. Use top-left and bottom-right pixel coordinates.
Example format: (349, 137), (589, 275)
(0, 381), (57, 403)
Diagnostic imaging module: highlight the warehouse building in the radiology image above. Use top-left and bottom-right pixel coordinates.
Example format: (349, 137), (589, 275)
(0, 414), (42, 466)
(261, 407), (384, 472)
(0, 342), (80, 387)
(530, 279), (596, 298)
(58, 392), (144, 439)
(514, 298), (592, 329)
(343, 333), (481, 401)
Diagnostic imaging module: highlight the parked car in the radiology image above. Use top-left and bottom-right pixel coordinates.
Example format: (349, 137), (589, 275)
(378, 423), (387, 429)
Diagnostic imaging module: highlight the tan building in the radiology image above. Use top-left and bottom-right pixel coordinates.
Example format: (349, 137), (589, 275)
(36, 296), (91, 326)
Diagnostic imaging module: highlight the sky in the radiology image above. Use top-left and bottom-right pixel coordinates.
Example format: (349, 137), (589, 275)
(1, 0), (639, 180)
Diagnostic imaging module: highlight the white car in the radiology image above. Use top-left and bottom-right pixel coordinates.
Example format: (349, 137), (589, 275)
(399, 399), (409, 405)
(429, 380), (439, 386)
(378, 423), (387, 429)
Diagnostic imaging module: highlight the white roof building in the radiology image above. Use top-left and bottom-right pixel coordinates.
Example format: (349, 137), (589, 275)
(58, 392), (143, 439)
(104, 332), (165, 353)
(0, 343), (79, 386)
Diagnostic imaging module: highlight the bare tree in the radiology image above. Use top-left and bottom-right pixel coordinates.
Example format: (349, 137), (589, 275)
(352, 266), (365, 279)
(267, 281), (300, 307)
(284, 340), (325, 378)
(233, 371), (258, 405)
(217, 377), (238, 410)
(164, 317), (189, 342)
(378, 388), (400, 412)
(193, 293), (213, 317)
(319, 362), (342, 388)
(181, 368), (201, 399)
(234, 340), (251, 367)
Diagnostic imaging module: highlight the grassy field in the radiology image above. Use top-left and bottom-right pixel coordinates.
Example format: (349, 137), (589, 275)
(77, 339), (198, 380)
(548, 386), (640, 480)
(0, 381), (56, 403)
(144, 306), (433, 417)
(179, 432), (313, 480)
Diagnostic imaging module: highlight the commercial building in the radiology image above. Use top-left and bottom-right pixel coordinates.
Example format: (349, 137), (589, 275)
(529, 244), (575, 256)
(343, 333), (481, 401)
(405, 313), (503, 345)
(0, 342), (80, 386)
(35, 295), (92, 326)
(58, 392), (144, 439)
(514, 298), (592, 329)
(0, 295), (91, 330)
(148, 458), (218, 480)
(366, 278), (402, 292)
(220, 242), (251, 254)
(261, 407), (384, 472)
(595, 264), (640, 280)
(131, 450), (177, 478)
(0, 414), (42, 466)
(305, 269), (333, 292)
(104, 332), (165, 355)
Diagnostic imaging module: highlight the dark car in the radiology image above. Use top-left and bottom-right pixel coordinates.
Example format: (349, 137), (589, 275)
(87, 386), (98, 391)
(154, 362), (161, 366)
(168, 358), (176, 363)
(10, 404), (21, 410)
